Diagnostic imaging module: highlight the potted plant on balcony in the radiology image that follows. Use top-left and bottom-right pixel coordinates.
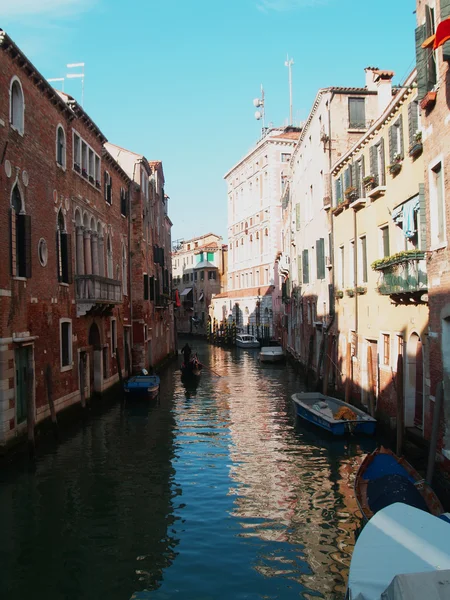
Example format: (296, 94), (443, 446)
(335, 289), (344, 299)
(356, 286), (367, 295)
(74, 162), (81, 173)
(363, 174), (377, 191)
(388, 153), (403, 176)
(409, 130), (423, 159)
(346, 288), (355, 297)
(82, 167), (88, 178)
(95, 180), (101, 189)
(345, 186), (358, 201)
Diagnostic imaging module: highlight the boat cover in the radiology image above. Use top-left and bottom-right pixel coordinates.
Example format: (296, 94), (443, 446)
(367, 474), (429, 515)
(347, 503), (450, 600)
(380, 570), (450, 599)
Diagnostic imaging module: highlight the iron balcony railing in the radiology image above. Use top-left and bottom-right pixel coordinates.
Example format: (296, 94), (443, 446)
(75, 274), (122, 304)
(375, 252), (427, 296)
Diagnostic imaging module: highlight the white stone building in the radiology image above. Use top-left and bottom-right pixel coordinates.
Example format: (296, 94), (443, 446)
(210, 127), (300, 338)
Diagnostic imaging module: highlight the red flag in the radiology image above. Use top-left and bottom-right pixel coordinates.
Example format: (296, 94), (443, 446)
(434, 18), (450, 49)
(175, 289), (181, 307)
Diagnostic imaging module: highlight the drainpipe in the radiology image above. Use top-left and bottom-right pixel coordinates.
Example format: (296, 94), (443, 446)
(353, 203), (358, 350)
(128, 177), (133, 374)
(326, 92), (336, 336)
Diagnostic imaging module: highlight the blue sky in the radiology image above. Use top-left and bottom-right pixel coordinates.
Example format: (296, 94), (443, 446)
(2, 0), (417, 243)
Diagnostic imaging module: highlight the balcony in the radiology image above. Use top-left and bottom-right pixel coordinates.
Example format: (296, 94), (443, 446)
(373, 251), (427, 303)
(75, 274), (122, 316)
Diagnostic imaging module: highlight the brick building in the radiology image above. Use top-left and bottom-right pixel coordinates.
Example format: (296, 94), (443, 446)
(416, 0), (450, 463)
(0, 30), (174, 450)
(105, 146), (175, 371)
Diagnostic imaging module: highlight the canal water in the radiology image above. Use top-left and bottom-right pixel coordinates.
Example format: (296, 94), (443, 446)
(0, 340), (378, 600)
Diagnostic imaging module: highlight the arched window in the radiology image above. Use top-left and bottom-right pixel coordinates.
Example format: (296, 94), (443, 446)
(56, 126), (66, 168)
(10, 185), (31, 277)
(107, 235), (113, 278)
(122, 244), (128, 295)
(10, 78), (24, 134)
(56, 209), (72, 284)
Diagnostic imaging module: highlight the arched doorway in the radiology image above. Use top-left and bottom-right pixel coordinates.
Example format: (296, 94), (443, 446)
(405, 332), (424, 430)
(88, 322), (102, 394)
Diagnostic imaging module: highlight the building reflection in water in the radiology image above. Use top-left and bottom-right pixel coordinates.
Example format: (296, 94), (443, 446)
(225, 349), (375, 598)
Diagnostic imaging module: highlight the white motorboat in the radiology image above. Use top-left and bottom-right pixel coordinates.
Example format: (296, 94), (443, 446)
(346, 502), (450, 600)
(235, 334), (260, 348)
(259, 346), (285, 363)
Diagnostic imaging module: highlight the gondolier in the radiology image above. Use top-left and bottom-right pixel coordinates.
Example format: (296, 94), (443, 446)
(181, 343), (192, 366)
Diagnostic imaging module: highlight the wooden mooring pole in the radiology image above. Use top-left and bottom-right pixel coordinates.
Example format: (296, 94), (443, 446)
(322, 336), (331, 396)
(426, 381), (443, 484)
(27, 366), (35, 458)
(115, 347), (125, 405)
(79, 353), (87, 412)
(367, 345), (375, 417)
(45, 364), (58, 440)
(345, 342), (352, 404)
(396, 353), (404, 456)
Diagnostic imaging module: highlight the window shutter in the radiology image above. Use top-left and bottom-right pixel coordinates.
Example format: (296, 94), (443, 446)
(379, 138), (386, 185)
(9, 208), (15, 277)
(398, 116), (404, 159)
(150, 276), (155, 301)
(316, 238), (325, 280)
(109, 176), (112, 203)
(65, 234), (73, 284)
(160, 247), (165, 266)
(419, 183), (427, 250)
(369, 145), (377, 179)
(334, 178), (342, 204)
(408, 101), (419, 148)
(360, 156), (366, 197)
(351, 163), (356, 188)
(302, 249), (309, 284)
(295, 203), (300, 230)
(104, 171), (107, 200)
(144, 274), (149, 300)
(344, 167), (351, 192)
(22, 214), (32, 278)
(441, 0), (450, 61)
(388, 125), (395, 163)
(297, 254), (302, 284)
(415, 25), (427, 101)
(155, 278), (160, 305)
(56, 230), (61, 282)
(425, 7), (437, 91)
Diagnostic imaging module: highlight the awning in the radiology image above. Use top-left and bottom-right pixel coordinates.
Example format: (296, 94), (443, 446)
(199, 292), (204, 301)
(392, 195), (420, 239)
(194, 261), (216, 270)
(180, 288), (192, 296)
(434, 17), (450, 49)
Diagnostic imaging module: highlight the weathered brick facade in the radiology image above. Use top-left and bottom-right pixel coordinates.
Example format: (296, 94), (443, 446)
(0, 31), (174, 449)
(416, 0), (450, 462)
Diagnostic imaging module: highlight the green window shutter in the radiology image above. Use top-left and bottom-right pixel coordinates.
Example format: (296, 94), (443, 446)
(419, 183), (427, 250)
(316, 238), (325, 280)
(297, 254), (302, 284)
(23, 214), (32, 279)
(344, 167), (351, 192)
(379, 138), (386, 185)
(150, 276), (155, 301)
(415, 24), (427, 101)
(441, 0), (450, 61)
(295, 203), (300, 230)
(369, 145), (377, 180)
(351, 163), (356, 188)
(302, 249), (309, 284)
(388, 125), (395, 163)
(207, 251), (214, 262)
(354, 161), (360, 196)
(425, 6), (437, 90)
(334, 178), (342, 204)
(144, 274), (149, 300)
(398, 116), (404, 159)
(360, 155), (366, 197)
(408, 101), (419, 147)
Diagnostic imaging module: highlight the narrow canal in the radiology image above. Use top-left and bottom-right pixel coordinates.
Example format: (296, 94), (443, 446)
(0, 340), (378, 600)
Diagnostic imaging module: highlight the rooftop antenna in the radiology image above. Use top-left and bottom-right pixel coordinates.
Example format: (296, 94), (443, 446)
(47, 77), (65, 92)
(66, 62), (85, 107)
(285, 55), (294, 125)
(253, 85), (266, 136)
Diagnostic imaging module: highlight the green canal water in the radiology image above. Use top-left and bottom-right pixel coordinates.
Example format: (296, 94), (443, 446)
(0, 340), (378, 599)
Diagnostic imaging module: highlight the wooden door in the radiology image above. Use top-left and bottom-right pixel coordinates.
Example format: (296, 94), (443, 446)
(414, 339), (424, 429)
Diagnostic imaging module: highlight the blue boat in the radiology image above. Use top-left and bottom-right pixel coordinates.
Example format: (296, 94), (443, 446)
(291, 392), (376, 436)
(124, 374), (160, 400)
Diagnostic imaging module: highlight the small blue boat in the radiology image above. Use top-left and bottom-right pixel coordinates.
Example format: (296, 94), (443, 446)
(124, 374), (160, 400)
(292, 392), (376, 436)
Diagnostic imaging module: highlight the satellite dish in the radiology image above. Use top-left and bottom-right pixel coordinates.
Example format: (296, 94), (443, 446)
(253, 98), (261, 107)
(255, 111), (262, 120)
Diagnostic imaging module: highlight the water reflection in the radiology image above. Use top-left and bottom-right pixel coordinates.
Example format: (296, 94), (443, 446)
(0, 341), (377, 600)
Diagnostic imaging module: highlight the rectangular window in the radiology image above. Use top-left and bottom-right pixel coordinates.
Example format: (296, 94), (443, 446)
(302, 249), (309, 284)
(397, 335), (404, 363)
(60, 320), (72, 369)
(348, 97), (366, 129)
(208, 270), (216, 280)
(95, 155), (100, 185)
(431, 162), (445, 245)
(281, 153), (291, 162)
(143, 274), (149, 300)
(359, 236), (368, 284)
(200, 271), (205, 281)
(338, 245), (345, 288)
(349, 240), (355, 287)
(389, 117), (404, 163)
(73, 134), (81, 168)
(111, 318), (117, 356)
(316, 238), (325, 280)
(383, 333), (390, 366)
(88, 148), (94, 180)
(381, 225), (390, 257)
(194, 271), (198, 281)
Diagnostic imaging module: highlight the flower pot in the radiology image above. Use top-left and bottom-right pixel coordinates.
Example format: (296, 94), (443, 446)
(409, 142), (423, 159)
(389, 162), (402, 176)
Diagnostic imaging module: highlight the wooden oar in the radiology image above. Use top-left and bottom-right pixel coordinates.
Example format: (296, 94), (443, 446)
(201, 364), (222, 377)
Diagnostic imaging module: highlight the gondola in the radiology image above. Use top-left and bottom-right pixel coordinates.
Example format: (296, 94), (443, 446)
(181, 355), (203, 379)
(354, 446), (443, 522)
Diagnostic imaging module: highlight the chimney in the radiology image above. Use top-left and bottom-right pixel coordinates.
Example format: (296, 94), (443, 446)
(365, 67), (395, 116)
(364, 66), (379, 91)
